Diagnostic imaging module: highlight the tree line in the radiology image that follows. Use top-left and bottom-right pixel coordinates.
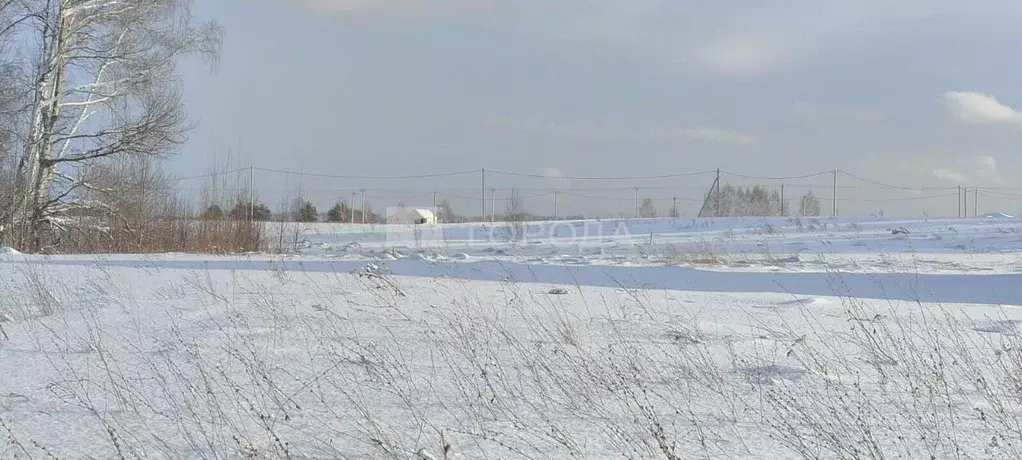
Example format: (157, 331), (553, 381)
(701, 184), (822, 217)
(199, 199), (384, 224)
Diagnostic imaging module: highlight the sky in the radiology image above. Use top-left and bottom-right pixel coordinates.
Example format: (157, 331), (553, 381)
(175, 0), (1022, 218)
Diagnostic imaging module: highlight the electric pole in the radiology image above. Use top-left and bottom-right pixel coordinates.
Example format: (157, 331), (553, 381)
(964, 187), (968, 218)
(715, 168), (721, 218)
(780, 184), (785, 216)
(832, 168), (838, 217)
(248, 166), (255, 221)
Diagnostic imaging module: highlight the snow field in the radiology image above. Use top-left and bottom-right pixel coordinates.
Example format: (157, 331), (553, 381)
(291, 216), (1022, 274)
(1, 235), (1022, 459)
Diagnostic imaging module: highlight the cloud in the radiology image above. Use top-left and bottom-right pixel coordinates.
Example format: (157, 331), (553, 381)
(537, 167), (571, 189)
(550, 1), (971, 77)
(652, 127), (757, 145)
(691, 39), (792, 76)
(487, 116), (755, 146)
(273, 1), (1022, 77)
(792, 102), (885, 123)
(485, 116), (623, 141)
(943, 91), (1021, 125)
(281, 0), (500, 18)
(931, 168), (968, 183)
(931, 155), (1005, 185)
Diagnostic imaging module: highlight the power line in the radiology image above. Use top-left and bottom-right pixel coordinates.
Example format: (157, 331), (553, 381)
(353, 192), (438, 200)
(721, 170), (833, 180)
(839, 170), (958, 191)
(172, 165), (1022, 213)
(252, 167), (479, 180)
(447, 192), (555, 201)
(487, 169), (716, 180)
(178, 165), (1022, 193)
(172, 167), (249, 182)
(816, 192), (959, 202)
(559, 191), (704, 202)
(977, 189), (1022, 199)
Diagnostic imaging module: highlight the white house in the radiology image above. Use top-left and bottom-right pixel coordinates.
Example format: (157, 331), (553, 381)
(388, 208), (436, 225)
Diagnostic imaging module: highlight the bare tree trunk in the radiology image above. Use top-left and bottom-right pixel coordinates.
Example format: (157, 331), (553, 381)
(30, 8), (71, 251)
(5, 3), (62, 250)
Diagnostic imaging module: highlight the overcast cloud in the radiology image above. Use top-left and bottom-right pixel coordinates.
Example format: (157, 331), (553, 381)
(175, 0), (1022, 217)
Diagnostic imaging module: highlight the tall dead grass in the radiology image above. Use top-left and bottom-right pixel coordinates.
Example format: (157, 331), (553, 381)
(1, 256), (1021, 458)
(21, 160), (266, 254)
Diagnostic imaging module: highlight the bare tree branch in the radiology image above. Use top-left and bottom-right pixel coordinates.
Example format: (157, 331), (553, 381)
(0, 0), (222, 251)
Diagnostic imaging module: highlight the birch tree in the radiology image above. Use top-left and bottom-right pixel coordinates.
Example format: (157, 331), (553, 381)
(504, 188), (526, 241)
(0, 0), (29, 194)
(0, 58), (20, 192)
(799, 190), (822, 217)
(638, 198), (656, 218)
(1, 0), (221, 251)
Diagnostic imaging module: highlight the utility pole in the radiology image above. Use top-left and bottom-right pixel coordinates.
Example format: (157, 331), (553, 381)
(832, 168), (838, 217)
(715, 168), (721, 218)
(480, 169), (485, 223)
(248, 166), (255, 221)
(634, 187), (639, 219)
(490, 188), (496, 224)
(361, 189), (366, 224)
(672, 196), (677, 218)
(964, 187), (968, 218)
(553, 191), (559, 220)
(350, 192), (356, 224)
(974, 188), (979, 217)
(780, 184), (785, 216)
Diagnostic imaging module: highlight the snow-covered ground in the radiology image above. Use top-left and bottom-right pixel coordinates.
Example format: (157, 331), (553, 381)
(290, 215), (1022, 273)
(2, 216), (1022, 458)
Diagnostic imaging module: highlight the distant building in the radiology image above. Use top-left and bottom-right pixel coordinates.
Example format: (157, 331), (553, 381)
(388, 208), (436, 225)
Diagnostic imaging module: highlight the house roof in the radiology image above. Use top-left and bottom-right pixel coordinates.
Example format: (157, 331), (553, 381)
(387, 208), (435, 220)
(410, 209), (435, 219)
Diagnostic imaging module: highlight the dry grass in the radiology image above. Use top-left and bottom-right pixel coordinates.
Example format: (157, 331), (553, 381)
(52, 202), (265, 254)
(3, 161), (268, 254)
(1, 255), (1021, 459)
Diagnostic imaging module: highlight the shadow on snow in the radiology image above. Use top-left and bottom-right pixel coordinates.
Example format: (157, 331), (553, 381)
(9, 257), (1020, 306)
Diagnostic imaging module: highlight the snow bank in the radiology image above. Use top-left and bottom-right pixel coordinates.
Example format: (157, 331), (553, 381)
(0, 246), (21, 256)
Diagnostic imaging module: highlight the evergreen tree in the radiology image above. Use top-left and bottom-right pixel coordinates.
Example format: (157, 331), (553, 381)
(202, 205), (223, 220)
(229, 201), (272, 221)
(297, 201), (319, 222)
(326, 202), (351, 222)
